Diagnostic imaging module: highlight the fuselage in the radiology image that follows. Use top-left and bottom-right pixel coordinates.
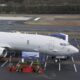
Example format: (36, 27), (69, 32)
(0, 32), (79, 56)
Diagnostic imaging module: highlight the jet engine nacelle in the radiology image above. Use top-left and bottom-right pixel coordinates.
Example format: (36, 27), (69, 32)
(0, 48), (7, 57)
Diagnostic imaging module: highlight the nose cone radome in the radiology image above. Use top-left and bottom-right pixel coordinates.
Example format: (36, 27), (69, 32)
(72, 46), (79, 53)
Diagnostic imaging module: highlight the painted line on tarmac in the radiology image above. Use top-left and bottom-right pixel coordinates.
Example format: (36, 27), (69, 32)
(1, 60), (8, 68)
(44, 55), (48, 70)
(71, 57), (77, 72)
(0, 16), (32, 21)
(59, 59), (61, 71)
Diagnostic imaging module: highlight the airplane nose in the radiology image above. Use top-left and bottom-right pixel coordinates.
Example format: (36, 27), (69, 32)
(72, 46), (79, 53)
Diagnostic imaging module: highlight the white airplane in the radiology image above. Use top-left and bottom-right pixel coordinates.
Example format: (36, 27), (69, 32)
(0, 32), (79, 58)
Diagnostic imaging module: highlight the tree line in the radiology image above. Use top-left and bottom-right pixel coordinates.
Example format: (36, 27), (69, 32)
(0, 0), (80, 14)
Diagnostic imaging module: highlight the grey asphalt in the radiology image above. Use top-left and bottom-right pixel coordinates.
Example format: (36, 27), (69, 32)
(0, 20), (80, 80)
(0, 20), (80, 32)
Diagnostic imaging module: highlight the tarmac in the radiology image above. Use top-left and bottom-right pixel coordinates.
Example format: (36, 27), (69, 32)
(0, 15), (80, 80)
(0, 15), (80, 32)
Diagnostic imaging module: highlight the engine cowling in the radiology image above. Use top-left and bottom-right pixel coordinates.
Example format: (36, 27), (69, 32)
(0, 48), (8, 57)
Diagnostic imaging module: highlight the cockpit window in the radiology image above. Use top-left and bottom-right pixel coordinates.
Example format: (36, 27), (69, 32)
(60, 43), (69, 46)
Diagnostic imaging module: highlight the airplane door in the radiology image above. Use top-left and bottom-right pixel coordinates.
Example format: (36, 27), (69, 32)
(48, 42), (54, 51)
